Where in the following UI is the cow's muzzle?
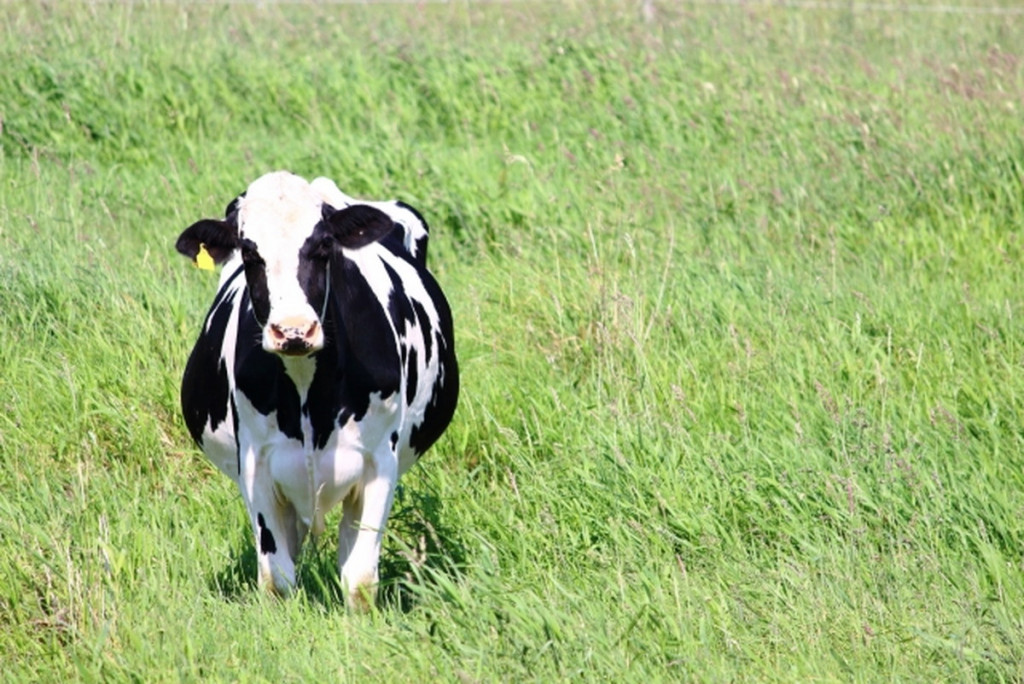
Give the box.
[265,317,323,356]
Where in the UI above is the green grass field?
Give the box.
[2,0,1023,680]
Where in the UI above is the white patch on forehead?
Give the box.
[238,171,323,247]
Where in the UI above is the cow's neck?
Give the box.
[280,355,318,397]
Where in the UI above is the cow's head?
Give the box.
[176,172,395,357]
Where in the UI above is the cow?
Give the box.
[175,171,458,610]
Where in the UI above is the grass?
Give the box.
[1,0,1024,680]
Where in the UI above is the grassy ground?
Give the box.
[1,0,1023,680]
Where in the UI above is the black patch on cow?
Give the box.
[257,513,277,555]
[240,239,270,326]
[234,292,304,442]
[412,299,434,362]
[304,352,338,451]
[319,255,403,433]
[378,225,411,262]
[379,233,423,269]
[382,260,416,340]
[390,431,399,451]
[297,236,330,320]
[414,235,429,263]
[405,345,418,405]
[180,276,239,445]
[408,270,459,456]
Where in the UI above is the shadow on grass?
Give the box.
[208,484,466,613]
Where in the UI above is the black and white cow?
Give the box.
[175,171,458,609]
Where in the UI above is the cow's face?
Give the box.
[176,172,395,357]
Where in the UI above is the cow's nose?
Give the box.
[267,318,322,355]
[269,319,319,342]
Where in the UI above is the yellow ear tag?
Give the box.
[195,243,215,271]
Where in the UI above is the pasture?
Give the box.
[1,0,1023,680]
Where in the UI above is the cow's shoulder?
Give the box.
[180,264,246,446]
[384,201,430,265]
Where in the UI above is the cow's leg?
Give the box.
[247,486,299,596]
[337,489,362,572]
[292,512,310,556]
[239,449,299,597]
[278,499,307,559]
[337,448,397,612]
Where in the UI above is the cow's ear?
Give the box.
[321,204,395,249]
[175,218,239,265]
[224,192,245,220]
